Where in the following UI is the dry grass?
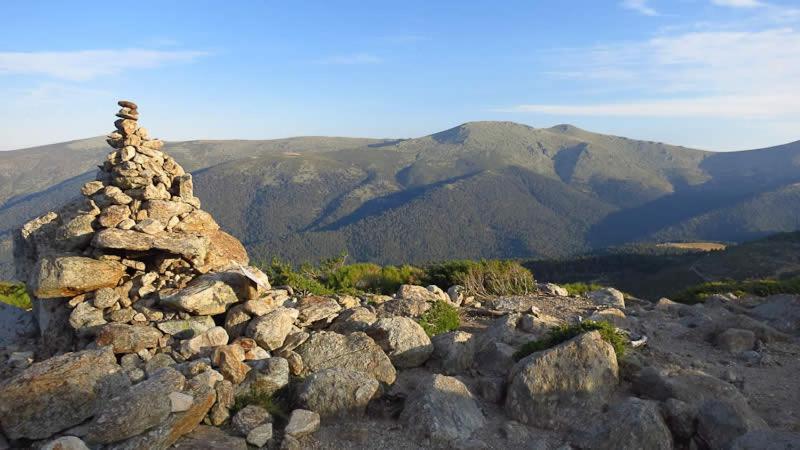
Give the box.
[657,242,727,251]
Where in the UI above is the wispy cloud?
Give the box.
[711,0,764,8]
[314,53,382,65]
[621,0,659,16]
[500,94,800,118]
[504,25,800,119]
[0,49,208,81]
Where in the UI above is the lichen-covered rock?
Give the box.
[0,347,129,440]
[92,229,209,264]
[578,397,673,450]
[328,307,377,334]
[105,380,215,450]
[295,331,396,384]
[428,330,476,375]
[160,273,241,316]
[367,317,433,368]
[284,409,320,438]
[246,308,299,350]
[85,368,186,444]
[96,323,163,354]
[173,425,247,450]
[399,374,486,446]
[587,287,626,309]
[31,256,126,299]
[505,331,619,430]
[296,296,342,326]
[296,368,380,418]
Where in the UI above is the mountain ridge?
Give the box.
[1,121,798,278]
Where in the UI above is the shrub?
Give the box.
[513,320,626,361]
[261,258,333,295]
[561,282,604,297]
[674,277,800,304]
[233,387,290,420]
[423,260,479,288]
[0,282,32,310]
[417,301,460,337]
[459,260,535,298]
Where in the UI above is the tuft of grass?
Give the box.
[561,282,604,297]
[417,301,461,337]
[513,320,626,361]
[674,277,800,304]
[458,260,536,298]
[0,282,32,310]
[233,387,290,420]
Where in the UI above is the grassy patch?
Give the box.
[561,282,604,297]
[513,320,626,361]
[674,277,800,304]
[0,282,31,310]
[417,301,461,337]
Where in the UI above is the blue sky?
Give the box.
[1,0,798,151]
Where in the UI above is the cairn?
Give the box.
[14,101,263,355]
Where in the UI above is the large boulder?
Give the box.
[587,287,626,309]
[367,317,433,368]
[30,256,127,299]
[295,331,396,384]
[85,368,186,444]
[729,430,800,450]
[578,397,673,450]
[505,331,619,430]
[399,374,486,446]
[427,330,476,375]
[296,368,381,418]
[0,347,130,440]
[105,380,215,449]
[696,400,769,450]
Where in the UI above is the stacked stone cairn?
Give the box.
[15,100,260,355]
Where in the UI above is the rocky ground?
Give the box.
[2,283,799,450]
[1,102,799,449]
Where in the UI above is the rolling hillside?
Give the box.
[1,121,799,278]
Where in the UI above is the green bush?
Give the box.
[0,282,32,310]
[459,260,536,298]
[561,282,604,297]
[423,260,479,289]
[674,277,800,304]
[262,258,333,295]
[513,320,626,361]
[233,387,290,420]
[417,301,461,337]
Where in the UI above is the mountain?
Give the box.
[1,121,799,278]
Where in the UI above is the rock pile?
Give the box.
[14,100,253,354]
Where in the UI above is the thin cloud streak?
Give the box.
[500,94,800,118]
[0,49,208,81]
[621,0,659,16]
[711,0,764,8]
[507,25,800,119]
